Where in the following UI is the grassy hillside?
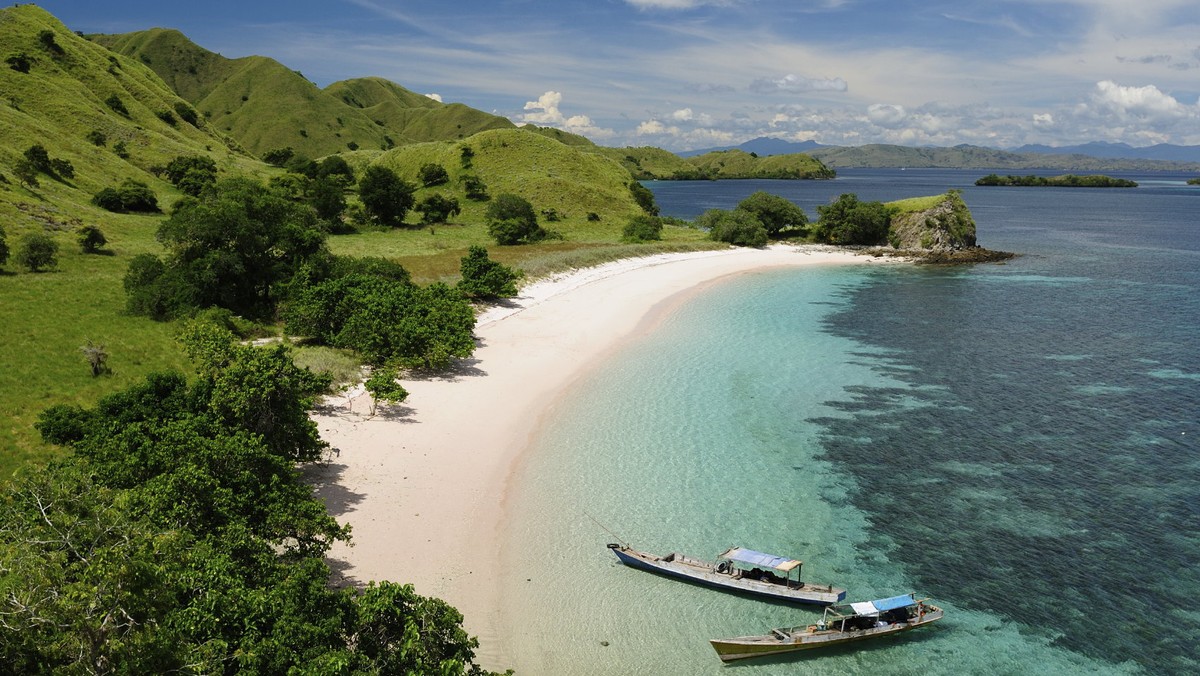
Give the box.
[592,146,698,179]
[0,4,271,474]
[91,29,522,159]
[685,149,835,179]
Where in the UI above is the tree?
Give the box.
[458,245,521,299]
[486,193,543,245]
[15,232,58,271]
[812,193,893,245]
[105,93,129,117]
[622,215,663,243]
[284,275,476,370]
[737,191,808,237]
[165,155,217,196]
[0,225,9,267]
[417,194,461,224]
[316,155,354,182]
[462,175,489,201]
[23,144,51,173]
[6,52,32,73]
[698,208,768,247]
[12,159,38,189]
[124,178,327,319]
[86,129,107,146]
[309,175,348,227]
[629,181,659,216]
[364,364,408,416]
[418,162,450,187]
[76,225,107,253]
[262,147,295,167]
[358,165,414,226]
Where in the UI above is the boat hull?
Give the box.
[710,608,944,662]
[608,545,845,605]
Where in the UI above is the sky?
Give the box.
[34,0,1200,151]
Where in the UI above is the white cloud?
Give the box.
[521,91,617,139]
[867,103,907,128]
[671,108,694,121]
[425,93,443,102]
[1033,112,1055,127]
[1090,80,1196,121]
[750,73,848,94]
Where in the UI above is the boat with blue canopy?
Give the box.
[709,592,944,662]
[606,543,845,605]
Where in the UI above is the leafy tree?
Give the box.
[458,245,521,299]
[173,101,199,126]
[23,144,51,173]
[105,93,129,117]
[419,162,450,187]
[622,215,663,243]
[629,181,659,216]
[125,178,327,319]
[309,175,348,228]
[6,52,32,73]
[113,140,129,158]
[462,174,489,201]
[316,154,354,182]
[15,232,58,271]
[460,145,474,168]
[698,208,768,247]
[12,159,38,188]
[50,158,74,180]
[76,225,107,253]
[364,364,408,416]
[486,193,543,245]
[812,193,893,245]
[0,225,9,267]
[736,191,808,237]
[417,193,462,224]
[93,180,158,213]
[155,109,177,126]
[263,147,295,167]
[86,129,107,146]
[285,275,476,370]
[165,154,217,196]
[358,165,414,226]
[37,30,64,56]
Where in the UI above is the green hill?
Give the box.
[808,143,1200,171]
[91,29,521,158]
[594,147,834,179]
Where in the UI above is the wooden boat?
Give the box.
[606,543,845,605]
[709,593,943,662]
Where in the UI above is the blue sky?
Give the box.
[37,0,1200,150]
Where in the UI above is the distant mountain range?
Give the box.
[682,137,1200,171]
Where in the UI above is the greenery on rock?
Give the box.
[975,173,1138,187]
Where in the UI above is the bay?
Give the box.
[496,169,1199,674]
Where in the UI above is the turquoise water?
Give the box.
[496,171,1199,674]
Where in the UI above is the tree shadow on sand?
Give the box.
[300,460,366,518]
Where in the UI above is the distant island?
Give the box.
[1188,177,1200,185]
[975,174,1138,188]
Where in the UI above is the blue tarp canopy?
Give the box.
[848,594,916,616]
[719,547,802,572]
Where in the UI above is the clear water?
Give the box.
[496,170,1200,674]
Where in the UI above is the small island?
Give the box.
[1188,177,1200,185]
[975,174,1137,187]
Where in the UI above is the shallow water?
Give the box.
[496,170,1199,674]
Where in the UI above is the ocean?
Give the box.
[495,169,1200,674]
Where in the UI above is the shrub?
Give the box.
[155,109,177,126]
[418,163,450,187]
[622,215,663,243]
[812,193,893,245]
[173,101,199,126]
[697,209,768,247]
[485,194,543,245]
[462,175,489,201]
[417,194,461,225]
[736,191,808,237]
[0,225,8,267]
[93,180,159,213]
[105,94,129,117]
[37,30,64,56]
[23,145,51,173]
[15,232,59,272]
[458,245,521,299]
[86,130,107,146]
[6,53,32,73]
[263,147,295,167]
[50,158,74,180]
[165,155,217,196]
[76,226,107,254]
[113,141,129,159]
[629,181,659,216]
[358,166,414,227]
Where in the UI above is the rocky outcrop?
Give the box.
[888,191,977,250]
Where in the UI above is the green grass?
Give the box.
[887,194,947,213]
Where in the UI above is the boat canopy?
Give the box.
[719,548,802,573]
[847,594,916,617]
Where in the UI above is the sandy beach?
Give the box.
[308,244,885,663]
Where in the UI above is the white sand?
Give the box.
[308,245,887,660]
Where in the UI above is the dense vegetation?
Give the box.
[975,173,1138,187]
[1,323,499,673]
[601,146,835,180]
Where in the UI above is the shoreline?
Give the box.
[307,244,892,666]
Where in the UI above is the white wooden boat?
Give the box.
[607,543,845,605]
[709,593,943,662]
